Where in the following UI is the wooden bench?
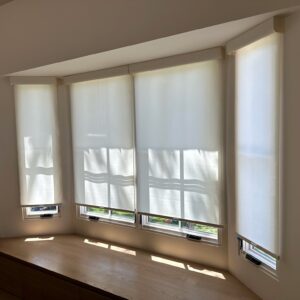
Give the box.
[0,235,259,300]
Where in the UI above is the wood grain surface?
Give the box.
[0,235,260,300]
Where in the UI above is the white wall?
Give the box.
[227,11,300,300]
[0,0,299,293]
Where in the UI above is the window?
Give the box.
[142,215,219,243]
[13,82,63,211]
[79,205,135,224]
[135,59,224,228]
[239,239,277,271]
[10,17,284,257]
[68,49,225,238]
[23,205,60,219]
[70,76,135,215]
[235,33,282,259]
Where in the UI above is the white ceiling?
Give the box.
[0,0,12,6]
[9,10,284,77]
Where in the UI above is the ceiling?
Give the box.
[9,9,289,77]
[0,0,12,6]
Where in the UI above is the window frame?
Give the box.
[12,19,284,264]
[140,214,221,245]
[77,205,221,245]
[233,33,282,262]
[70,51,226,244]
[77,205,136,227]
[239,238,278,273]
[13,82,63,211]
[22,205,61,219]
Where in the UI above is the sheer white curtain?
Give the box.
[236,33,281,255]
[135,60,224,225]
[14,84,62,206]
[70,75,135,211]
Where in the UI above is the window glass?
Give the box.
[143,215,218,241]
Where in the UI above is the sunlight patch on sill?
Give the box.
[84,238,109,248]
[110,245,136,256]
[150,255,226,279]
[82,238,225,279]
[25,237,54,242]
[83,238,136,256]
[151,255,185,269]
[187,265,226,280]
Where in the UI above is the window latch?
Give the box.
[88,216,99,221]
[245,253,262,266]
[40,214,54,219]
[186,234,202,242]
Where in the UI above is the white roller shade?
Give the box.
[71,75,135,211]
[135,60,224,225]
[236,34,281,256]
[14,84,62,206]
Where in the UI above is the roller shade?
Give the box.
[14,84,62,206]
[135,60,224,225]
[236,33,281,256]
[70,75,135,211]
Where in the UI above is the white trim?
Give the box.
[278,33,284,259]
[226,16,284,55]
[241,239,277,271]
[22,205,60,220]
[129,47,224,74]
[141,215,220,244]
[9,76,57,85]
[237,234,280,260]
[12,48,224,85]
[63,65,129,84]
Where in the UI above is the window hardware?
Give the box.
[40,214,54,219]
[186,234,202,242]
[88,215,100,221]
[245,253,262,266]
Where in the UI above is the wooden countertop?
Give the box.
[0,235,259,300]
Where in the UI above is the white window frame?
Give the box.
[12,77,63,218]
[66,46,225,244]
[141,214,221,245]
[227,17,283,266]
[78,205,136,226]
[22,205,60,219]
[239,238,278,272]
